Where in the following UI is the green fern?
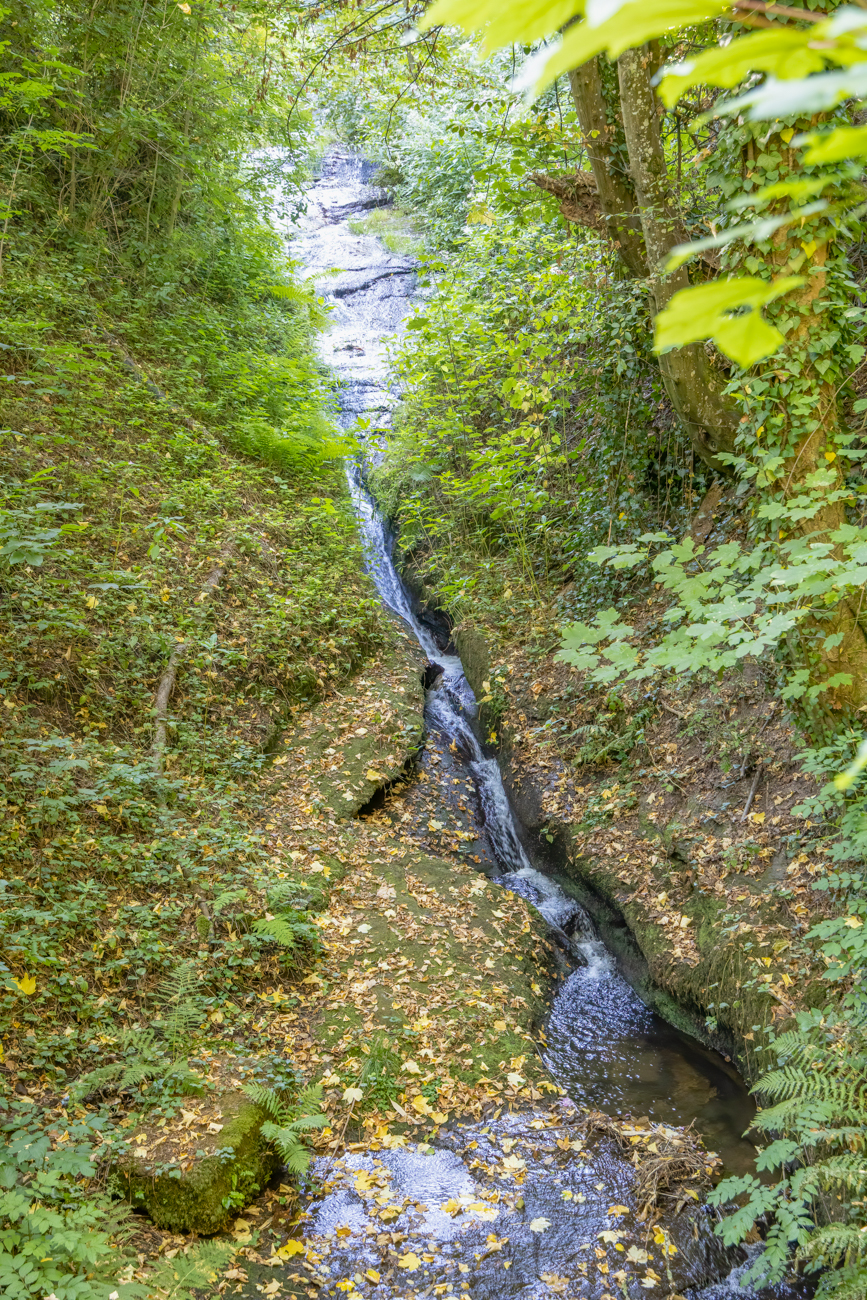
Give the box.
[252,908,320,959]
[143,1241,235,1299]
[709,1006,867,1295]
[71,963,203,1101]
[244,1082,327,1176]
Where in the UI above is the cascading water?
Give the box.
[290,149,757,1172]
[278,150,797,1298]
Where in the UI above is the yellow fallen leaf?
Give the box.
[398,1252,421,1271]
[342,1087,363,1103]
[412,1094,432,1115]
[493,1020,507,1031]
[366,770,383,782]
[13,976,36,996]
[365,1270,380,1283]
[276,1241,305,1259]
[402,1059,421,1074]
[608,1205,630,1216]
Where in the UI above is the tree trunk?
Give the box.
[567,61,648,278]
[616,46,741,469]
[769,230,867,710]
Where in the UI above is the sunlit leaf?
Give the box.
[654,276,804,367]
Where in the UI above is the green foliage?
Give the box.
[0,1103,137,1300]
[655,276,805,368]
[376,211,693,626]
[70,963,205,1104]
[0,473,83,567]
[243,1082,327,1176]
[555,520,867,698]
[710,1006,867,1295]
[142,1242,236,1300]
[251,910,321,963]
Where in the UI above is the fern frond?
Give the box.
[145,1240,236,1299]
[119,1060,161,1088]
[815,1262,867,1300]
[243,1083,286,1121]
[71,1062,124,1098]
[260,1121,313,1170]
[801,1223,867,1268]
[212,887,248,915]
[252,915,318,950]
[295,1082,325,1115]
[287,1112,328,1132]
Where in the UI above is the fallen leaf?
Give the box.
[276,1241,305,1259]
[398,1252,421,1271]
[529,1217,551,1233]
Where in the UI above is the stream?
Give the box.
[284,151,782,1300]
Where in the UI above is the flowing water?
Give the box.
[281,151,785,1298]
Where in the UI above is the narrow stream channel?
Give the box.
[283,150,781,1299]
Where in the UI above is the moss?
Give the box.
[276,619,426,817]
[312,844,556,1112]
[115,1093,277,1234]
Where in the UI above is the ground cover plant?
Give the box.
[7,0,867,1294]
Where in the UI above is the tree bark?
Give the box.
[769,231,867,710]
[616,45,741,470]
[567,61,648,278]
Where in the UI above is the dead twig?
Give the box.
[586,1112,721,1218]
[740,764,763,823]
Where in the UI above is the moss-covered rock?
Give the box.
[310,841,557,1117]
[276,619,426,817]
[115,1092,277,1235]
